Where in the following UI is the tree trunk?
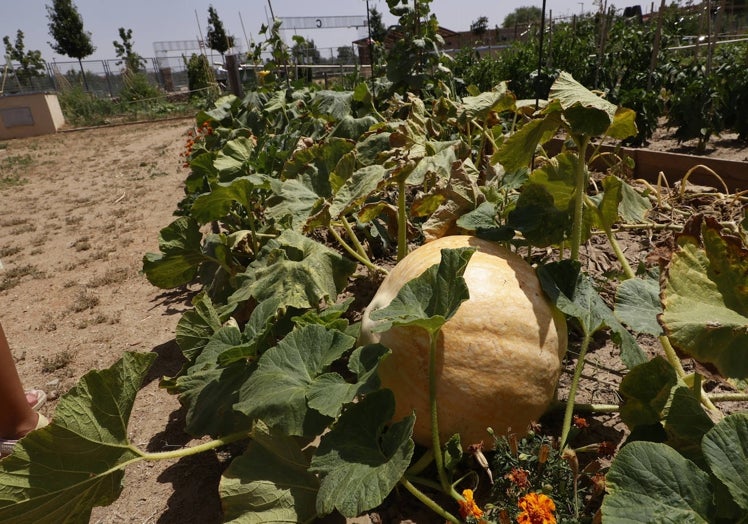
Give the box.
[77,59,90,92]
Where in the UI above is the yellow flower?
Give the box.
[517,492,556,524]
[458,489,484,520]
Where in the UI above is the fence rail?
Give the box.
[1,45,367,98]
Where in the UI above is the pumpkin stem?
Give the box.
[560,332,592,448]
[428,328,463,503]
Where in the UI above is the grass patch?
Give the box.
[40,350,74,373]
[0,173,28,189]
[10,223,36,235]
[0,245,22,258]
[88,267,129,287]
[70,289,99,312]
[0,264,44,291]
[72,237,91,251]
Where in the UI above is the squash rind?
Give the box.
[360,235,568,447]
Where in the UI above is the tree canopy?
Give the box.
[113,27,145,73]
[502,6,542,28]
[471,16,489,35]
[3,30,46,87]
[46,0,95,60]
[369,7,388,42]
[206,5,234,58]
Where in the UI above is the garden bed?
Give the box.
[0,109,746,522]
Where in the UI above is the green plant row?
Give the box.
[453,9,748,149]
[1,70,747,523]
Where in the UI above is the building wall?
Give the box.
[0,93,65,140]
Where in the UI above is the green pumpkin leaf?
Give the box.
[214,136,255,180]
[329,164,386,219]
[307,344,389,419]
[508,183,571,247]
[310,389,415,518]
[142,217,204,289]
[703,413,748,511]
[191,175,270,225]
[174,292,224,361]
[229,230,357,314]
[660,217,748,378]
[538,261,647,368]
[619,178,652,224]
[615,276,664,335]
[0,353,155,523]
[369,247,475,337]
[606,107,639,140]
[494,113,562,172]
[619,357,678,428]
[549,72,617,137]
[234,325,357,436]
[602,441,713,523]
[312,90,353,120]
[220,421,319,523]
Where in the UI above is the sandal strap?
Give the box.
[0,438,19,457]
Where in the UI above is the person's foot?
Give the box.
[0,413,49,457]
[24,389,46,411]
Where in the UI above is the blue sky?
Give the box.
[2,0,607,63]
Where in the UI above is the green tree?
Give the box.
[206,5,235,60]
[336,45,356,65]
[384,0,451,95]
[502,6,542,28]
[291,36,320,65]
[46,0,95,90]
[470,16,489,35]
[2,30,46,88]
[113,27,145,73]
[369,6,388,42]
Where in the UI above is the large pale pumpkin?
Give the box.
[359,235,567,447]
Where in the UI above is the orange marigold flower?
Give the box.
[505,467,531,489]
[458,489,484,520]
[517,492,556,524]
[572,414,589,429]
[598,440,616,457]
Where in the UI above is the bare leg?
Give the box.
[0,323,38,439]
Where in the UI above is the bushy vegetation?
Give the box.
[453,6,748,148]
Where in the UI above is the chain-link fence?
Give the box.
[1,57,191,98]
[1,44,365,99]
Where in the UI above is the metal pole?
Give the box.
[536,0,548,110]
[239,11,251,54]
[365,0,374,74]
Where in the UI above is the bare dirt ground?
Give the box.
[0,118,746,523]
[0,118,225,523]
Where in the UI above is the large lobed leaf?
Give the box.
[228,230,357,314]
[602,441,713,523]
[538,260,647,369]
[234,324,356,437]
[220,422,319,523]
[369,247,475,337]
[660,216,748,378]
[142,217,204,289]
[310,389,415,518]
[0,352,155,523]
